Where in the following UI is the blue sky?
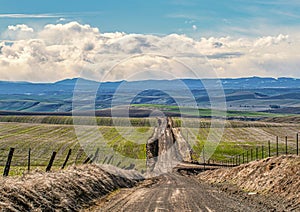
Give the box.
[0,0,299,36]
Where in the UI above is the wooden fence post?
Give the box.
[107,155,114,164]
[276,136,279,157]
[242,153,245,164]
[285,136,288,155]
[46,152,57,172]
[250,149,253,161]
[28,148,31,173]
[3,148,15,177]
[83,155,93,164]
[262,145,264,159]
[256,147,259,160]
[268,140,271,157]
[202,146,206,168]
[297,133,299,156]
[91,148,100,163]
[61,149,72,169]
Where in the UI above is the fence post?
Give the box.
[103,156,108,164]
[83,155,93,164]
[256,147,259,160]
[262,145,264,159]
[246,151,248,163]
[276,136,279,157]
[46,152,57,172]
[61,149,72,169]
[250,149,253,161]
[3,148,15,177]
[285,136,288,155]
[242,153,245,164]
[297,133,299,156]
[268,140,271,157]
[202,146,205,163]
[28,148,31,173]
[91,148,100,163]
[238,155,241,165]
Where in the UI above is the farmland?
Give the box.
[0,117,155,175]
[0,115,299,175]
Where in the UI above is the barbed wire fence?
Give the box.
[1,132,299,176]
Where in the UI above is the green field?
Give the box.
[0,118,155,175]
[0,115,299,175]
[132,104,292,118]
[183,126,299,160]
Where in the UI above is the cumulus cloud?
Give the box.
[0,21,299,82]
[8,24,34,32]
[3,24,35,40]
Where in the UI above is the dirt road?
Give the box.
[84,117,279,211]
[86,173,269,212]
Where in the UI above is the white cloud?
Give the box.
[8,24,34,32]
[0,22,299,82]
[254,34,289,47]
[0,13,60,18]
[3,24,35,40]
[57,18,67,22]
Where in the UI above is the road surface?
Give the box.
[85,117,276,211]
[86,173,268,212]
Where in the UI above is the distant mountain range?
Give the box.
[0,77,300,113]
[1,77,300,95]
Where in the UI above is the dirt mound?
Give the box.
[198,155,300,210]
[0,165,143,211]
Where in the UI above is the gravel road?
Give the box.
[84,117,282,211]
[86,173,272,212]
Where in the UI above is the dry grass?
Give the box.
[263,116,300,123]
[198,155,300,210]
[0,164,143,211]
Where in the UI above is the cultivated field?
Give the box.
[0,117,155,175]
[0,115,299,175]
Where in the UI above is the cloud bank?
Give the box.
[0,22,299,82]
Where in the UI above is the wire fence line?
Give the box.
[216,133,299,168]
[0,146,137,177]
[1,132,299,176]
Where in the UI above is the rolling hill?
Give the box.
[0,77,300,115]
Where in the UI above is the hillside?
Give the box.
[1,77,300,114]
[198,155,300,210]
